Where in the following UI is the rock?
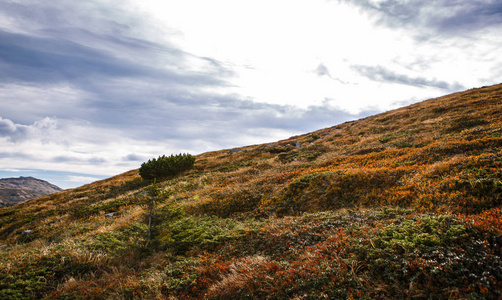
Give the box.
[0,244,7,249]
[228,148,242,154]
[105,212,115,218]
[22,230,32,235]
[290,141,301,148]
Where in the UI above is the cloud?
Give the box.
[0,116,70,144]
[123,154,145,162]
[51,156,106,164]
[0,28,226,87]
[0,0,232,119]
[0,116,29,141]
[341,0,502,37]
[67,175,103,183]
[352,65,465,91]
[0,117,18,134]
[315,63,331,77]
[0,168,21,172]
[5,87,357,148]
[312,63,349,85]
[0,0,240,149]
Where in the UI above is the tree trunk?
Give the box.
[148,197,153,242]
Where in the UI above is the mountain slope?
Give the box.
[0,84,501,299]
[0,176,62,207]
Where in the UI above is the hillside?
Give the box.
[0,84,501,299]
[0,177,62,207]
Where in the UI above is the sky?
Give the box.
[0,0,501,189]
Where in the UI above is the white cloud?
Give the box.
[67,175,103,183]
[130,0,500,113]
[0,168,21,172]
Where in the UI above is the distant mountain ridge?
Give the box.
[0,176,62,206]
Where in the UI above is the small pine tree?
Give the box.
[139,153,195,181]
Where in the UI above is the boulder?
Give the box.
[290,141,301,148]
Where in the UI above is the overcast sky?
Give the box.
[1,0,501,189]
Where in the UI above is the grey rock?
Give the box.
[228,148,242,154]
[290,141,301,148]
[105,212,115,218]
[22,230,32,235]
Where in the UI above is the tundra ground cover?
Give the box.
[0,84,501,299]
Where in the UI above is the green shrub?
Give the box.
[151,203,256,253]
[378,131,410,143]
[446,118,488,133]
[193,188,263,218]
[272,169,405,215]
[277,144,329,163]
[348,214,502,297]
[140,153,195,181]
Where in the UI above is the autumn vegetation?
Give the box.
[0,84,501,299]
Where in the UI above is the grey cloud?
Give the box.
[426,1,502,33]
[0,117,17,134]
[313,63,349,84]
[0,0,141,38]
[52,156,106,164]
[51,156,75,163]
[340,0,502,37]
[88,157,107,164]
[0,117,68,144]
[2,94,365,151]
[0,151,34,160]
[352,65,465,91]
[0,29,224,87]
[3,0,349,146]
[123,154,144,162]
[0,0,230,89]
[0,117,28,140]
[0,0,235,134]
[140,95,369,145]
[0,0,373,154]
[315,64,331,77]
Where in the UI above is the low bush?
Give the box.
[446,118,488,133]
[378,131,410,143]
[270,169,406,215]
[150,203,259,253]
[191,188,264,218]
[0,249,99,299]
[139,154,195,181]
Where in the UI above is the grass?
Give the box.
[0,83,501,299]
